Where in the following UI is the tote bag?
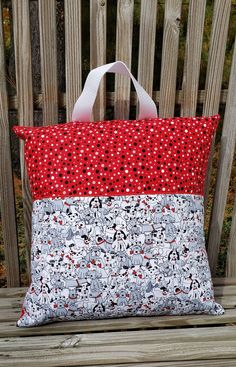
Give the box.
[13,61,224,327]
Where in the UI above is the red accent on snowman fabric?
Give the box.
[13,115,220,200]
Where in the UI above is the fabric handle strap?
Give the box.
[72,61,158,122]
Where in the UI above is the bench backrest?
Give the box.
[0,0,235,287]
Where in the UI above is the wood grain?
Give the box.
[90,0,107,121]
[1,326,236,350]
[203,0,231,205]
[0,327,236,366]
[114,0,134,119]
[12,0,34,272]
[0,1,20,287]
[181,0,206,116]
[212,278,236,286]
[227,195,236,277]
[38,0,58,124]
[214,285,236,297]
[138,0,157,103]
[207,38,236,276]
[83,361,236,367]
[1,307,236,337]
[6,89,230,110]
[159,0,182,117]
[64,0,82,121]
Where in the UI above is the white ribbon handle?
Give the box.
[72,61,158,122]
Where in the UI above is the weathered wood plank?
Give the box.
[208,38,236,276]
[114,0,134,119]
[159,0,182,117]
[0,288,27,298]
[227,195,236,278]
[181,0,206,116]
[2,326,236,350]
[214,286,236,297]
[1,308,236,337]
[203,0,231,204]
[12,0,34,271]
[38,0,58,124]
[90,0,107,121]
[2,343,236,367]
[138,0,157,99]
[203,0,231,116]
[0,327,236,366]
[64,0,82,121]
[0,310,20,323]
[7,89,230,110]
[0,1,20,287]
[83,361,236,367]
[213,278,236,286]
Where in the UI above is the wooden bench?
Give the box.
[0,1,236,366]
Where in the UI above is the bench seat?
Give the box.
[0,278,236,367]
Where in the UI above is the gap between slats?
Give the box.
[0,0,20,287]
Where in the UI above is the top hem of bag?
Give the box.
[12,114,221,139]
[32,191,205,202]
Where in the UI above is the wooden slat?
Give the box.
[214,286,236,297]
[213,278,236,286]
[12,0,34,271]
[203,0,231,116]
[227,195,236,277]
[208,38,236,276]
[7,89,230,110]
[181,0,206,116]
[159,0,182,117]
[90,0,107,121]
[1,308,236,338]
[1,326,236,350]
[38,0,58,124]
[0,326,236,366]
[84,361,236,367]
[0,288,27,298]
[203,0,231,204]
[0,310,20,323]
[0,1,20,287]
[138,0,157,98]
[64,0,82,122]
[114,0,134,119]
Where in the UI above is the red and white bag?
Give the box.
[14,61,224,327]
